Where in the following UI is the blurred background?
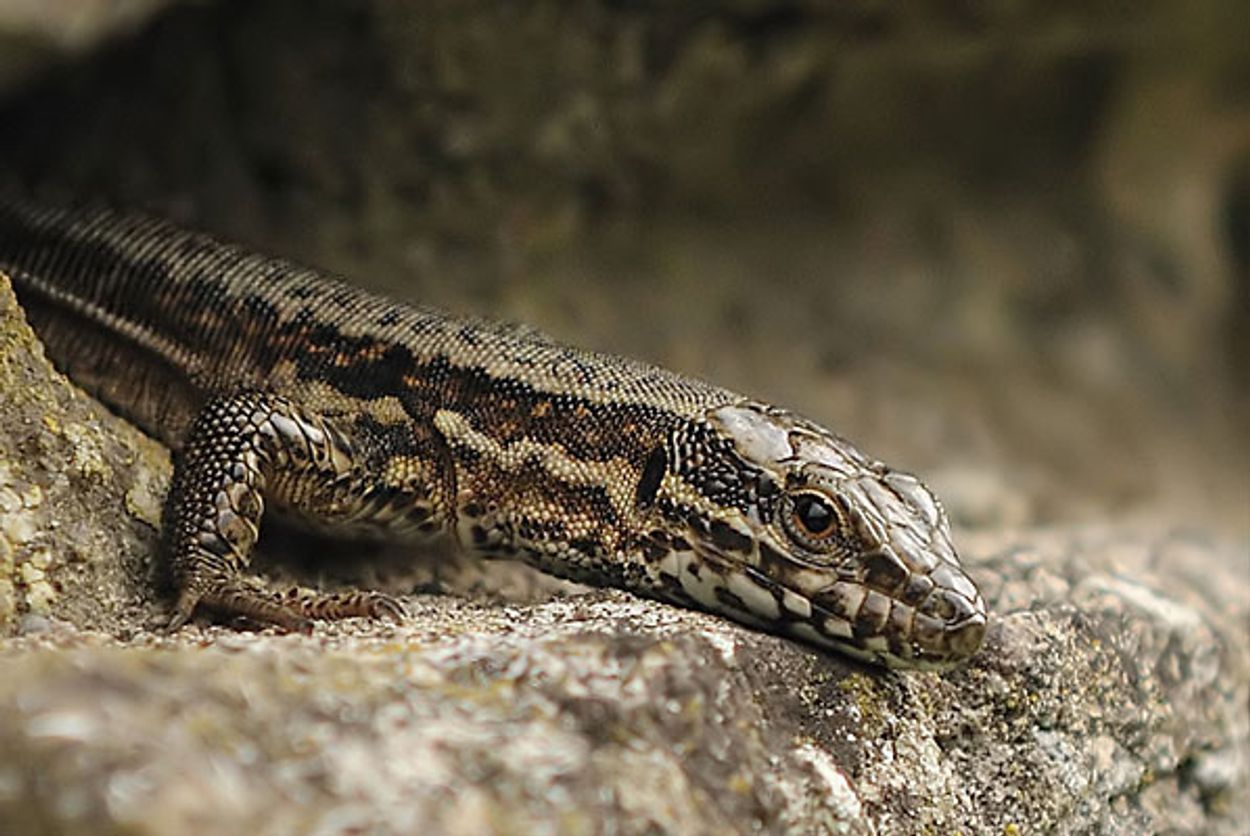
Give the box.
[0,0,1246,538]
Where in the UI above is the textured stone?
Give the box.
[0,273,167,635]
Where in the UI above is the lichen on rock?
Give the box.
[0,272,167,634]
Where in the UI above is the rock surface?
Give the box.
[0,0,173,93]
[0,272,1247,834]
[0,273,167,635]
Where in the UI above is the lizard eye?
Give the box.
[782,490,845,551]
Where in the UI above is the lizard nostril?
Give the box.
[920,589,957,621]
[950,588,984,623]
[920,582,986,623]
[919,584,988,659]
[946,610,987,658]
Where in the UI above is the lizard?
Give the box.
[0,199,987,670]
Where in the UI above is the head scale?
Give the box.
[639,400,987,670]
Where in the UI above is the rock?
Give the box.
[0,0,176,94]
[0,270,1246,834]
[0,272,168,634]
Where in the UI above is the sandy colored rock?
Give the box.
[0,272,168,635]
[0,525,1245,834]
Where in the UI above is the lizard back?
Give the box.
[0,199,733,452]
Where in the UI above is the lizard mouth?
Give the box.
[718,557,986,669]
[653,538,986,669]
[801,565,987,668]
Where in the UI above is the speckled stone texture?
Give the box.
[0,269,1247,834]
[0,273,167,635]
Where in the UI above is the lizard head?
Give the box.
[638,400,986,670]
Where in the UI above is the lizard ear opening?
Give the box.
[635,445,667,509]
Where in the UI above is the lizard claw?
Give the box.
[283,587,407,624]
[368,592,408,621]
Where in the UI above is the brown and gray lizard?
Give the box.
[0,200,986,669]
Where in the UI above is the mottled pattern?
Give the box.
[0,199,986,668]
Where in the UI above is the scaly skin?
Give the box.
[0,199,986,669]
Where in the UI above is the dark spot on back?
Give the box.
[569,537,601,557]
[642,539,668,561]
[635,446,667,509]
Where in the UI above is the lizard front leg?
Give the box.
[165,390,407,631]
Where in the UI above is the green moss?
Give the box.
[836,672,889,738]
